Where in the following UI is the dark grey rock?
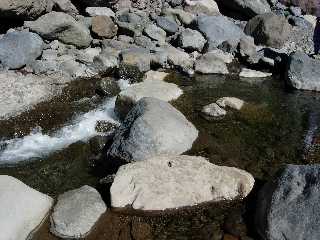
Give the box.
[0,31,43,69]
[96,77,121,97]
[256,164,320,240]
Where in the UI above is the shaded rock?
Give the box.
[0,175,53,240]
[50,185,106,239]
[185,0,220,16]
[0,0,48,20]
[115,78,183,119]
[86,7,115,18]
[255,164,320,240]
[215,0,270,19]
[110,155,255,210]
[285,51,320,91]
[207,49,234,63]
[144,23,166,43]
[92,15,118,38]
[108,97,198,162]
[201,103,226,120]
[179,28,206,52]
[244,13,291,48]
[238,35,259,64]
[96,77,121,97]
[239,68,272,78]
[164,8,196,26]
[95,120,119,134]
[197,15,244,49]
[216,97,244,110]
[25,11,92,48]
[51,0,79,16]
[195,52,229,74]
[0,31,43,69]
[93,47,119,73]
[156,16,179,34]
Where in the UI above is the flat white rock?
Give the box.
[143,70,169,82]
[239,68,272,78]
[110,155,255,210]
[216,97,244,110]
[0,175,53,240]
[85,7,115,18]
[50,185,106,239]
[201,103,226,119]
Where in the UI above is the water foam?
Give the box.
[0,97,119,165]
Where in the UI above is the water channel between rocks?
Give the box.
[1,72,320,239]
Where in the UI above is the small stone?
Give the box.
[201,103,226,120]
[86,7,115,18]
[92,16,118,38]
[239,68,272,78]
[216,97,244,110]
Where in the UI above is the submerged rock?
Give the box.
[0,175,53,240]
[110,155,255,210]
[108,97,198,162]
[256,164,320,240]
[25,12,92,48]
[286,51,320,91]
[50,185,106,239]
[0,31,43,69]
[216,97,244,110]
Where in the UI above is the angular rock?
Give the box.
[0,31,43,69]
[185,0,220,16]
[110,155,255,210]
[215,0,270,19]
[0,0,48,20]
[86,7,115,18]
[216,97,244,110]
[201,103,226,120]
[206,49,234,63]
[238,35,259,63]
[156,16,179,34]
[195,52,229,74]
[179,28,206,52]
[115,78,183,119]
[50,185,106,239]
[25,12,92,48]
[162,45,194,72]
[0,175,53,240]
[108,97,198,162]
[285,51,320,91]
[144,23,166,43]
[255,164,320,240]
[164,8,196,26]
[93,47,119,73]
[197,15,244,49]
[51,0,79,16]
[92,16,118,38]
[244,13,291,48]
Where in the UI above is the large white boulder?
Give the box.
[110,155,255,210]
[50,185,106,239]
[0,175,53,240]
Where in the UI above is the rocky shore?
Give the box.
[0,0,320,239]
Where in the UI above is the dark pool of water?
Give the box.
[1,72,320,239]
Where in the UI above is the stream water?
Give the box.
[1,72,320,239]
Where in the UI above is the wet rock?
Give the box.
[195,52,229,74]
[184,0,220,16]
[244,13,291,48]
[91,16,118,39]
[239,68,272,78]
[0,175,53,240]
[179,28,206,52]
[285,51,320,91]
[0,31,43,69]
[215,0,270,19]
[25,12,92,48]
[86,7,115,18]
[115,77,183,119]
[0,0,48,20]
[50,185,106,239]
[108,97,198,162]
[255,164,320,240]
[96,77,121,97]
[197,15,244,49]
[144,23,167,44]
[216,97,244,110]
[201,103,227,120]
[224,209,247,238]
[156,16,179,34]
[89,136,109,155]
[110,155,254,210]
[95,120,119,134]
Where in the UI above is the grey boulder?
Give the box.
[285,51,320,91]
[179,28,207,52]
[110,155,255,210]
[255,164,320,240]
[50,185,106,239]
[195,52,229,74]
[197,15,244,49]
[25,11,92,48]
[156,16,179,35]
[108,97,198,162]
[0,31,43,69]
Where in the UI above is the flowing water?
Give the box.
[1,72,320,239]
